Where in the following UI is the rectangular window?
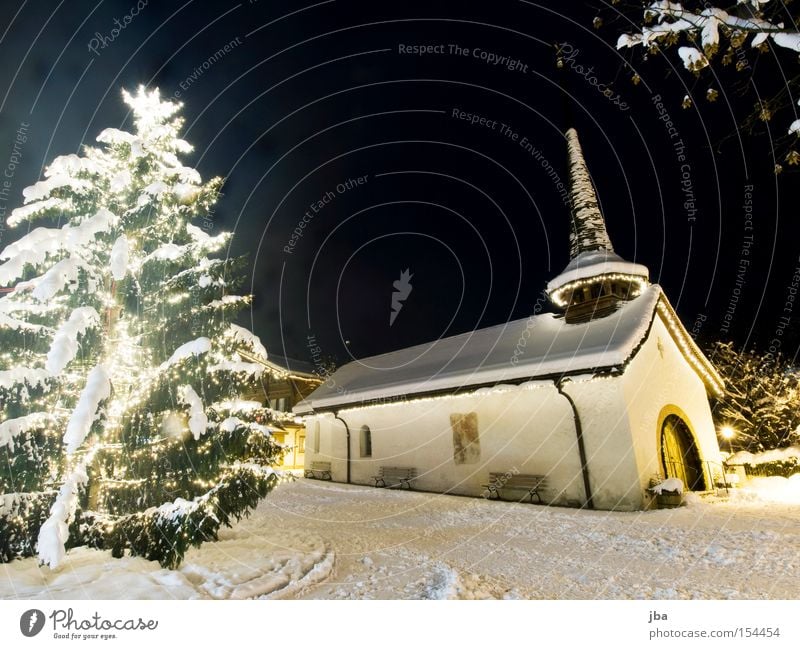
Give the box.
[313,421,320,453]
[360,425,372,457]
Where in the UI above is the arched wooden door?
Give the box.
[660,414,705,491]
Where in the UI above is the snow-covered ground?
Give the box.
[2,478,799,599]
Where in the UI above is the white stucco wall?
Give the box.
[620,312,723,498]
[301,310,722,512]
[559,376,644,511]
[303,382,589,507]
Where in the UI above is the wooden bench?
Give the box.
[372,466,417,489]
[304,461,332,480]
[483,472,546,503]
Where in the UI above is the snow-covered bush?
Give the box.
[707,341,800,452]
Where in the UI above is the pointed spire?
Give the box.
[566,128,614,259]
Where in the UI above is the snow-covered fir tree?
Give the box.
[708,341,800,452]
[0,87,285,569]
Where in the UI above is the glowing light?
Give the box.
[549,272,649,307]
[720,426,735,440]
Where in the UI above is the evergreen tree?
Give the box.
[707,341,800,452]
[0,87,284,569]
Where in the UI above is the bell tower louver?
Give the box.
[547,129,649,323]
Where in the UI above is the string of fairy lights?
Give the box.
[548,272,650,307]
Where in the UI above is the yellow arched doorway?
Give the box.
[659,411,706,491]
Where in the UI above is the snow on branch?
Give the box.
[46,307,100,374]
[186,224,229,253]
[160,337,212,370]
[37,448,97,569]
[63,364,110,454]
[142,243,186,264]
[0,210,117,286]
[7,198,66,228]
[0,367,51,391]
[617,2,796,64]
[177,384,208,440]
[46,153,99,178]
[0,312,51,333]
[164,257,227,290]
[110,235,129,281]
[0,412,53,452]
[15,257,91,302]
[206,358,264,379]
[139,229,228,270]
[678,46,709,71]
[206,295,250,310]
[22,174,91,204]
[226,324,268,359]
[217,416,272,437]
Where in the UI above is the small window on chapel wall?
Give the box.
[313,421,320,453]
[360,425,372,457]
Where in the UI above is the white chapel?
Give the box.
[295,128,725,511]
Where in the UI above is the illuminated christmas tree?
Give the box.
[0,87,283,569]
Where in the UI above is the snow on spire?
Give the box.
[566,128,614,259]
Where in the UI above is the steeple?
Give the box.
[566,128,614,259]
[546,128,650,323]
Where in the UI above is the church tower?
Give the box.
[547,129,650,323]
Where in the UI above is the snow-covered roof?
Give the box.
[236,348,321,381]
[295,286,663,413]
[547,249,650,294]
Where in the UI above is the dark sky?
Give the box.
[0,1,798,369]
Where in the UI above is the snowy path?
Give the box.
[2,478,799,599]
[1,509,334,600]
[273,480,800,599]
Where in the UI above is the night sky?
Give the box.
[1,1,798,370]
